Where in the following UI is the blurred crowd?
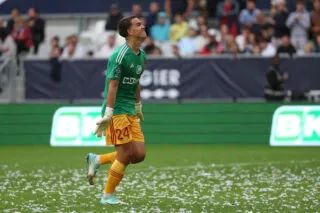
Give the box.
[1,0,320,60]
[137,0,320,57]
[0,7,45,58]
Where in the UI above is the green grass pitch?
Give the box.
[0,145,319,213]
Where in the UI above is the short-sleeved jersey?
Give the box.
[101,43,146,116]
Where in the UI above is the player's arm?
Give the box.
[107,79,119,108]
[135,84,141,103]
[94,58,121,137]
[135,84,144,122]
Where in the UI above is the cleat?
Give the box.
[100,195,120,205]
[86,153,100,185]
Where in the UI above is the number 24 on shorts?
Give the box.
[116,127,130,140]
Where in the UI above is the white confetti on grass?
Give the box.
[0,160,319,212]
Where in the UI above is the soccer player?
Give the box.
[86,15,147,205]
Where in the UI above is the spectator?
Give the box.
[297,42,314,55]
[172,44,181,58]
[146,2,160,35]
[150,12,170,42]
[28,7,46,55]
[61,35,85,58]
[286,0,310,51]
[62,42,77,59]
[189,15,207,32]
[105,4,123,31]
[178,27,198,56]
[270,2,277,17]
[219,24,231,49]
[259,38,276,57]
[195,25,210,53]
[264,55,289,102]
[0,27,17,57]
[0,19,3,28]
[196,15,207,28]
[11,17,33,55]
[261,25,273,43]
[252,44,261,55]
[165,0,195,19]
[170,14,189,41]
[239,0,260,26]
[132,4,143,17]
[224,35,237,54]
[200,29,224,55]
[236,24,250,52]
[277,35,297,56]
[313,34,320,52]
[272,0,290,43]
[243,32,257,54]
[49,36,61,57]
[311,0,320,40]
[152,47,162,55]
[143,36,157,54]
[6,8,20,34]
[95,35,117,58]
[250,11,272,37]
[217,0,239,37]
[195,0,208,17]
[49,37,62,82]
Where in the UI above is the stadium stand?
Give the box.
[0,0,319,102]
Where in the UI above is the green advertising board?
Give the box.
[50,107,106,146]
[270,106,320,146]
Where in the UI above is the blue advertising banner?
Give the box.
[24,57,320,100]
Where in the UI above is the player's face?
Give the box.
[129,18,147,40]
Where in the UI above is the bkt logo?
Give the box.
[270,106,320,146]
[50,107,106,147]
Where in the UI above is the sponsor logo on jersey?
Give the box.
[136,65,143,74]
[123,77,139,85]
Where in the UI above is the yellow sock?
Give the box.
[105,160,126,194]
[100,152,117,164]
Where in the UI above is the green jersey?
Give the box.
[101,43,146,116]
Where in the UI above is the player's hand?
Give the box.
[135,102,144,122]
[94,107,113,138]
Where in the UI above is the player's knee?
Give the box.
[131,150,146,164]
[117,151,132,165]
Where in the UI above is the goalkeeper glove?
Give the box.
[135,102,144,122]
[94,107,113,138]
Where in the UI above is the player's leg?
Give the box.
[86,151,117,185]
[87,117,121,185]
[101,143,131,204]
[129,115,146,164]
[100,114,133,204]
[130,141,146,164]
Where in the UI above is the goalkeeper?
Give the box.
[86,15,147,205]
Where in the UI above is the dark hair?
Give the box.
[52,36,60,42]
[29,7,38,14]
[258,38,267,43]
[11,8,20,13]
[247,0,255,3]
[118,15,139,38]
[296,0,304,4]
[241,24,249,31]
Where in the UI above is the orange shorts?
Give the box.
[106,114,145,146]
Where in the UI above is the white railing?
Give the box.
[0,56,18,102]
